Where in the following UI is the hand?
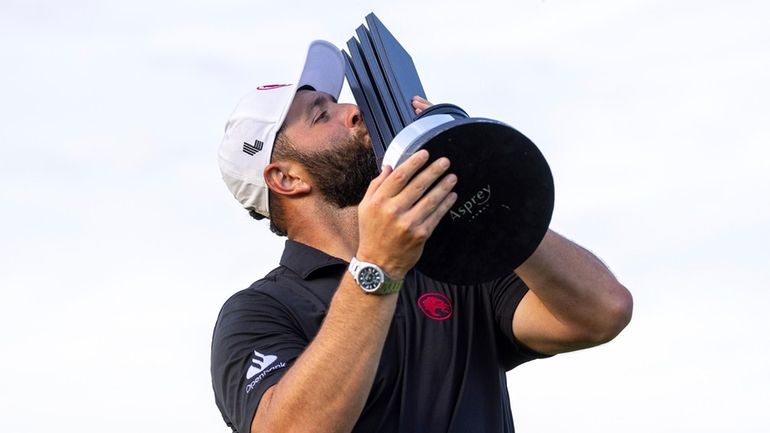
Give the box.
[412,95,433,115]
[356,150,457,279]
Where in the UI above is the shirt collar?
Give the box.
[279,239,348,280]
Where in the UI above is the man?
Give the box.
[212,40,633,433]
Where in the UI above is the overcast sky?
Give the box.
[1,1,768,432]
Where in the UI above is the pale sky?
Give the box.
[1,1,768,432]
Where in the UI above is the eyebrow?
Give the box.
[303,92,338,126]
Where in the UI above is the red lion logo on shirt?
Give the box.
[418,293,453,321]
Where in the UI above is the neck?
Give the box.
[287,202,360,262]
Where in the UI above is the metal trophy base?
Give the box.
[383,104,554,285]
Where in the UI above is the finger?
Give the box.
[412,95,433,114]
[412,95,431,106]
[419,189,458,236]
[394,156,452,209]
[407,172,458,225]
[376,149,430,198]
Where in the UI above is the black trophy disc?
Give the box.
[410,117,554,284]
[345,13,554,285]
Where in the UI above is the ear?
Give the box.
[264,161,312,197]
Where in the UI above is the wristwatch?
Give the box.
[348,257,403,295]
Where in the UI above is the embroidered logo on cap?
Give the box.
[243,139,264,155]
[417,293,453,321]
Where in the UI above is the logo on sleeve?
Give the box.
[417,293,453,321]
[246,350,277,379]
[244,350,287,394]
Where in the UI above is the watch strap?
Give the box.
[348,257,403,295]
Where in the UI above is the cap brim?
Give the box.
[298,40,345,100]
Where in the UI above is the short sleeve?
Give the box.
[488,273,552,370]
[210,286,309,433]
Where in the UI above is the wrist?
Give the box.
[353,249,406,280]
[348,256,404,295]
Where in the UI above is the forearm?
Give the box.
[253,150,455,433]
[515,230,633,346]
[255,275,397,433]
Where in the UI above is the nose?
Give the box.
[339,103,362,129]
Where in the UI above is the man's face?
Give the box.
[281,89,379,209]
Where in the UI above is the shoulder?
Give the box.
[213,265,332,344]
[213,267,297,333]
[218,268,288,311]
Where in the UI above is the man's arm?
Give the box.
[412,95,632,354]
[413,95,632,354]
[252,274,396,433]
[512,230,633,354]
[252,150,458,433]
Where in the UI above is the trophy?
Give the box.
[344,13,554,285]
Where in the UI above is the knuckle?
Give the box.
[412,181,428,195]
[391,170,408,184]
[428,166,446,179]
[425,191,443,207]
[395,218,413,234]
[383,204,400,219]
[413,226,430,242]
[366,195,382,209]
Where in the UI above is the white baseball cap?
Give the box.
[218,40,345,218]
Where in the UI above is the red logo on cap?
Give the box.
[257,84,292,90]
[417,293,453,321]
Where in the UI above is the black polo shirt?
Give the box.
[211,240,549,433]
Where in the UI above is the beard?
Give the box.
[294,130,379,209]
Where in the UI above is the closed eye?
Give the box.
[304,93,335,126]
[314,111,329,124]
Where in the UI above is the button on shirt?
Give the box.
[211,240,549,433]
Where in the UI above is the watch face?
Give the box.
[357,266,384,292]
